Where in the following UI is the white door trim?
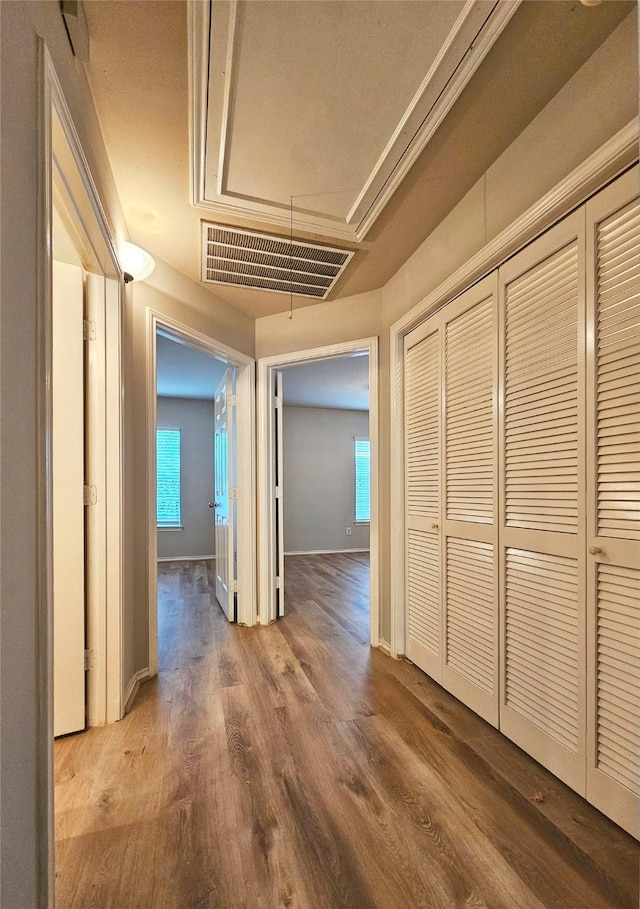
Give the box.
[257,337,379,645]
[389,120,638,659]
[146,312,256,677]
[39,41,125,907]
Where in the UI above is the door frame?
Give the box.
[146,311,256,676]
[39,43,125,904]
[257,337,379,644]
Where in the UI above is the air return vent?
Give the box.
[201,224,354,299]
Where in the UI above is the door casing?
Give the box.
[257,337,379,642]
[146,312,257,677]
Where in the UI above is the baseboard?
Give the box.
[157,555,215,563]
[123,668,150,715]
[284,548,370,556]
[377,639,391,656]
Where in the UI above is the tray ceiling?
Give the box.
[191,0,521,243]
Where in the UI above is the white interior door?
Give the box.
[585,171,640,838]
[52,260,86,737]
[214,368,235,620]
[274,371,285,616]
[498,211,586,793]
[404,313,443,683]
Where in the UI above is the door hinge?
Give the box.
[83,484,97,506]
[275,485,281,498]
[230,579,238,593]
[83,319,96,341]
[275,576,282,589]
[229,487,239,500]
[84,649,95,671]
[275,395,283,407]
[228,393,238,407]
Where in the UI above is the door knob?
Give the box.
[431,522,439,529]
[208,502,219,509]
[588,545,602,555]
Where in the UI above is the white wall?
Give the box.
[283,407,370,554]
[157,397,215,560]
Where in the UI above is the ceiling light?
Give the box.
[120,241,156,282]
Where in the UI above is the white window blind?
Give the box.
[354,437,370,523]
[157,428,181,527]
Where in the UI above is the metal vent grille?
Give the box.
[202,224,354,299]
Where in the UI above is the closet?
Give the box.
[403,168,640,837]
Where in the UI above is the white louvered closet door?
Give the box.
[404,313,443,681]
[499,212,586,793]
[585,170,640,839]
[441,275,499,726]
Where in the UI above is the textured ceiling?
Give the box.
[84,0,634,318]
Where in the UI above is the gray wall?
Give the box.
[157,397,215,560]
[283,406,370,553]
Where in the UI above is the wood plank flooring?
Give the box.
[55,553,639,909]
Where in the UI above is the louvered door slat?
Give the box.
[504,548,579,751]
[406,333,440,519]
[505,242,579,532]
[596,197,640,540]
[445,298,494,525]
[596,563,640,797]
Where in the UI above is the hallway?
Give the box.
[55,554,638,908]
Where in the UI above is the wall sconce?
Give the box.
[120,242,156,283]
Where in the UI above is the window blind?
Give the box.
[354,437,371,523]
[157,428,181,527]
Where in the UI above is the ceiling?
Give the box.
[157,333,368,409]
[156,334,228,398]
[282,356,369,411]
[84,0,634,318]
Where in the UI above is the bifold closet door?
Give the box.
[585,170,640,838]
[499,211,586,793]
[441,275,499,726]
[404,313,442,682]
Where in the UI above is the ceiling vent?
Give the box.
[201,223,354,299]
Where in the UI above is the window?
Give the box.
[354,437,371,523]
[157,428,181,528]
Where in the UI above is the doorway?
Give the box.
[257,337,379,643]
[155,332,235,635]
[146,313,257,678]
[278,356,371,630]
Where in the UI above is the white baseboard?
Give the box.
[157,555,215,563]
[123,668,150,715]
[284,548,370,556]
[377,639,391,656]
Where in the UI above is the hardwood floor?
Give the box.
[55,553,639,909]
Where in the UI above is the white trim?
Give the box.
[189,0,520,243]
[377,639,392,657]
[147,312,256,675]
[285,549,370,556]
[257,338,379,646]
[37,41,55,909]
[352,0,521,239]
[123,668,151,715]
[389,121,639,660]
[39,41,125,908]
[157,555,215,562]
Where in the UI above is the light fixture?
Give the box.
[120,241,156,282]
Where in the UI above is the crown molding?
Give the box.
[189,0,521,244]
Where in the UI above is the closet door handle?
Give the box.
[431,522,439,530]
[589,545,602,555]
